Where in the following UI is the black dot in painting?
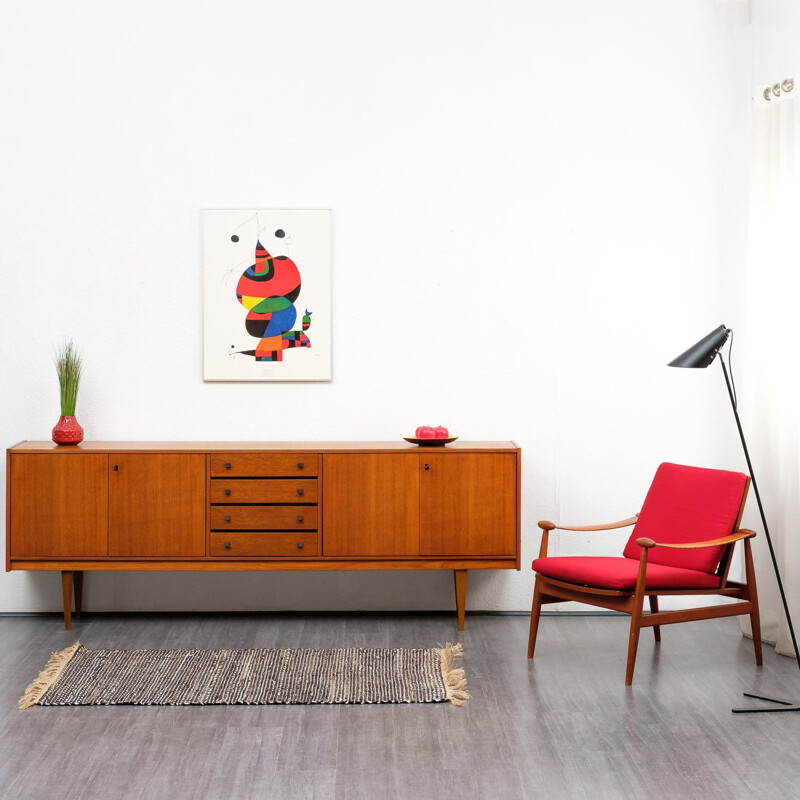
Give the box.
[231,235,239,242]
[275,229,285,238]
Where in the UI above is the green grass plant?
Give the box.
[55,340,82,416]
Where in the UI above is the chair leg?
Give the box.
[749,603,764,667]
[625,613,643,686]
[625,589,647,686]
[648,595,661,643]
[744,539,763,667]
[527,578,544,659]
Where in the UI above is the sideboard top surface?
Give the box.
[9,440,519,453]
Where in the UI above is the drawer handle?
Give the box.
[297,515,304,523]
[224,489,231,496]
[113,464,119,472]
[224,541,231,549]
[297,462,304,470]
[297,541,304,549]
[225,515,231,522]
[297,488,304,496]
[225,462,232,470]
[424,463,430,470]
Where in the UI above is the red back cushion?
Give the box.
[622,463,748,574]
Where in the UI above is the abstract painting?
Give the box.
[203,209,331,381]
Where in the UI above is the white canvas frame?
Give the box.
[203,209,331,381]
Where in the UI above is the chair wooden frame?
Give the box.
[527,477,763,685]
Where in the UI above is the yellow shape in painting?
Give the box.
[240,295,262,311]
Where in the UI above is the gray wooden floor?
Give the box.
[1,612,799,799]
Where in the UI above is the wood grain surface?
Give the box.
[209,532,319,557]
[109,454,206,557]
[9,454,108,557]
[209,453,319,477]
[210,507,318,531]
[10,441,518,452]
[8,443,521,632]
[322,454,420,557]
[208,479,318,503]
[420,453,517,556]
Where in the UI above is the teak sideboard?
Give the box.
[6,441,521,630]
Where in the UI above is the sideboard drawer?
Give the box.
[210,506,318,530]
[210,532,318,557]
[209,454,319,477]
[209,479,318,504]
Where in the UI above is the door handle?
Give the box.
[224,489,231,496]
[224,541,231,549]
[297,541,304,549]
[424,464,430,471]
[297,488,304,495]
[297,515,304,523]
[297,462,304,470]
[225,515,231,522]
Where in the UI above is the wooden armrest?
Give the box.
[635,529,756,550]
[539,516,639,533]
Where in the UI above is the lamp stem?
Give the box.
[719,355,800,670]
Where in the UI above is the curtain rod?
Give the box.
[763,77,794,101]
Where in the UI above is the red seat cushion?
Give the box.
[622,463,748,574]
[531,556,721,591]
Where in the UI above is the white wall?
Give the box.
[0,1,752,613]
[751,0,800,84]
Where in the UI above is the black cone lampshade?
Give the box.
[668,324,730,368]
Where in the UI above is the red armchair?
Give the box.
[527,463,762,685]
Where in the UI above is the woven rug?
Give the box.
[19,642,468,709]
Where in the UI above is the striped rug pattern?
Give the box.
[20,642,469,709]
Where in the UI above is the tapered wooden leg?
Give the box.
[528,578,544,658]
[74,571,84,619]
[454,570,467,631]
[648,595,661,643]
[625,600,645,686]
[744,539,763,666]
[61,571,73,631]
[625,554,649,686]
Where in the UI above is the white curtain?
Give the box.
[741,79,800,657]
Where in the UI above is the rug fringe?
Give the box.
[438,642,470,706]
[19,641,82,710]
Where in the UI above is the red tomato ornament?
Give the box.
[417,426,435,439]
[434,426,449,439]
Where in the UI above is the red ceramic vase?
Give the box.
[52,415,84,445]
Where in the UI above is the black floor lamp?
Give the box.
[669,324,800,713]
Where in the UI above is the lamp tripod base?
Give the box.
[732,692,800,713]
